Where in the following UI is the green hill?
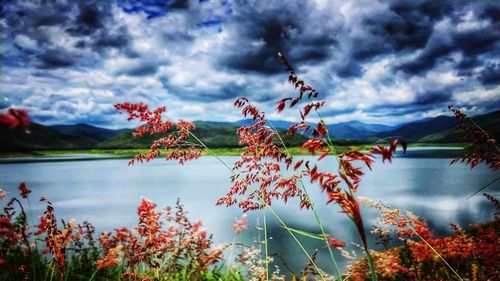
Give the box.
[2,109,498,152]
[97,122,308,149]
[0,123,91,151]
[418,110,500,143]
[51,123,126,143]
[376,116,458,142]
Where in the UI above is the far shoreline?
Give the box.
[0,143,467,164]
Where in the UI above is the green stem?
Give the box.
[49,263,55,281]
[408,225,464,281]
[364,246,377,281]
[188,131,327,281]
[263,210,269,281]
[300,180,342,280]
[88,268,98,281]
[466,175,499,199]
[317,108,378,281]
[268,120,342,280]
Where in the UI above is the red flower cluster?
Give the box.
[18,182,31,199]
[349,218,499,281]
[1,183,98,278]
[355,195,500,280]
[233,214,248,235]
[34,202,82,271]
[216,98,311,211]
[115,102,201,165]
[0,108,31,132]
[448,105,499,171]
[370,138,407,163]
[98,199,222,279]
[326,236,345,249]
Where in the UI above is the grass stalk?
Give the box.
[263,210,270,281]
[317,109,378,281]
[188,131,327,280]
[268,120,343,280]
[408,225,464,281]
[88,268,98,281]
[466,175,499,199]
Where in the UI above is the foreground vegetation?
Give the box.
[1,182,499,281]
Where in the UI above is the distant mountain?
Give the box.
[328,121,396,139]
[230,119,395,139]
[377,109,500,143]
[0,123,125,151]
[51,123,126,143]
[97,121,307,149]
[2,109,498,152]
[192,120,236,129]
[1,123,89,151]
[418,110,500,143]
[376,116,458,142]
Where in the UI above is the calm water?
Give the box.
[1,148,498,274]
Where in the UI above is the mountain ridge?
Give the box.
[1,109,498,151]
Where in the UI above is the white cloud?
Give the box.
[1,0,498,128]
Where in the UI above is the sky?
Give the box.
[1,0,499,128]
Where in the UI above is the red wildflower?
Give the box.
[96,245,122,269]
[276,98,291,113]
[448,104,499,171]
[288,121,310,136]
[98,199,221,278]
[0,216,15,240]
[370,144,394,163]
[0,190,7,200]
[312,121,328,138]
[0,108,31,132]
[18,182,31,199]
[115,102,201,165]
[233,214,248,235]
[34,201,79,272]
[301,139,326,154]
[216,98,311,211]
[326,236,345,249]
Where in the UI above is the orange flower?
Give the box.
[96,245,122,270]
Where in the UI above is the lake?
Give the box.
[1,148,498,275]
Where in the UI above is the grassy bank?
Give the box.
[0,143,467,158]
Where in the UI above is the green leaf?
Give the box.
[280,226,326,241]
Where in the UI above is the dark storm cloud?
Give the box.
[117,61,159,76]
[220,1,338,74]
[369,104,438,118]
[66,4,108,35]
[332,0,454,78]
[397,24,499,75]
[35,48,75,69]
[92,27,131,50]
[414,90,451,106]
[2,0,131,69]
[394,1,499,78]
[396,41,455,75]
[479,63,500,85]
[159,76,252,102]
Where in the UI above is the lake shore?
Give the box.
[0,144,467,164]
